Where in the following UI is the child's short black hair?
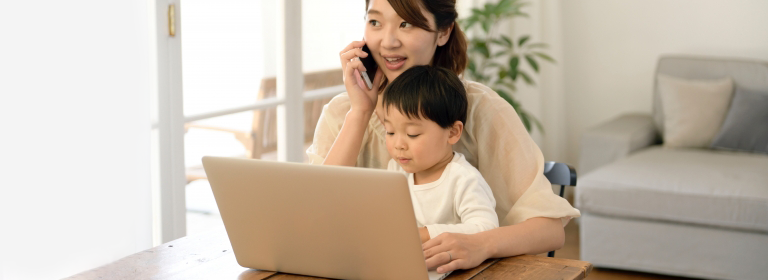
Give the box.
[382,65,467,128]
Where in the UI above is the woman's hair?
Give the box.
[365,0,468,91]
[382,65,467,128]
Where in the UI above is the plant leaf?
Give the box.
[495,89,518,109]
[484,3,496,14]
[525,54,539,73]
[518,70,535,85]
[495,0,518,14]
[493,50,509,58]
[500,35,513,48]
[509,56,520,69]
[518,35,530,47]
[531,114,545,134]
[511,2,530,9]
[519,110,532,132]
[481,20,491,34]
[487,61,503,68]
[503,2,529,17]
[461,15,479,30]
[498,69,507,80]
[508,56,520,80]
[490,38,506,47]
[534,52,556,63]
[476,74,490,83]
[526,42,548,49]
[502,80,517,92]
[472,41,490,58]
[494,0,508,14]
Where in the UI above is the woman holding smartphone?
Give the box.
[307,0,581,274]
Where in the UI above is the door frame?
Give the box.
[154,0,186,244]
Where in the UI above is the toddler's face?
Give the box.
[383,106,454,174]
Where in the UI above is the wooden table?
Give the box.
[66,227,592,280]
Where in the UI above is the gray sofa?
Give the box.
[575,56,768,280]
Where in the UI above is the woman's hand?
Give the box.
[422,232,494,274]
[339,41,383,116]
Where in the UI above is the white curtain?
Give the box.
[0,1,155,279]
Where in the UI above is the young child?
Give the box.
[382,65,498,243]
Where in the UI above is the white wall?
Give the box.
[555,0,768,166]
[0,1,155,279]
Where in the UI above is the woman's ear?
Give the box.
[447,120,463,145]
[437,23,454,47]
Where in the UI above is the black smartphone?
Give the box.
[359,44,378,89]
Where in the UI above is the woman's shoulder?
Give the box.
[462,79,505,104]
[462,79,495,95]
[320,92,352,122]
[461,79,515,119]
[326,91,351,110]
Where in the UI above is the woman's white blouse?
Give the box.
[306,80,581,226]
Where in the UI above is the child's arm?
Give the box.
[424,174,499,240]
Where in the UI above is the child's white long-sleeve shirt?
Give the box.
[387,152,499,239]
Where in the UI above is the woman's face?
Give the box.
[364,0,448,81]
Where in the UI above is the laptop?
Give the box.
[202,156,450,280]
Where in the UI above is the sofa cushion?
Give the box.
[576,146,768,233]
[657,74,733,148]
[653,56,768,138]
[710,87,768,154]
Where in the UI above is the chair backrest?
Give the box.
[543,161,576,258]
[251,69,343,155]
[543,162,577,187]
[653,55,768,136]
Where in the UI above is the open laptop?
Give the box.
[202,156,450,280]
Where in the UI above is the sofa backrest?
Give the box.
[653,55,768,136]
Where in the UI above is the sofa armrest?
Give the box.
[578,113,659,175]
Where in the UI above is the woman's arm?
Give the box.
[322,110,372,166]
[422,217,564,273]
[321,41,383,166]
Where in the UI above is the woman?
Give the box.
[306,0,580,274]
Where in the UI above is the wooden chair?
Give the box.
[185,69,343,182]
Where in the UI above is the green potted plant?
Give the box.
[462,0,555,134]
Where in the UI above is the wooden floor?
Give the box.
[550,220,701,280]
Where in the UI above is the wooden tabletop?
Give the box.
[66,227,592,280]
